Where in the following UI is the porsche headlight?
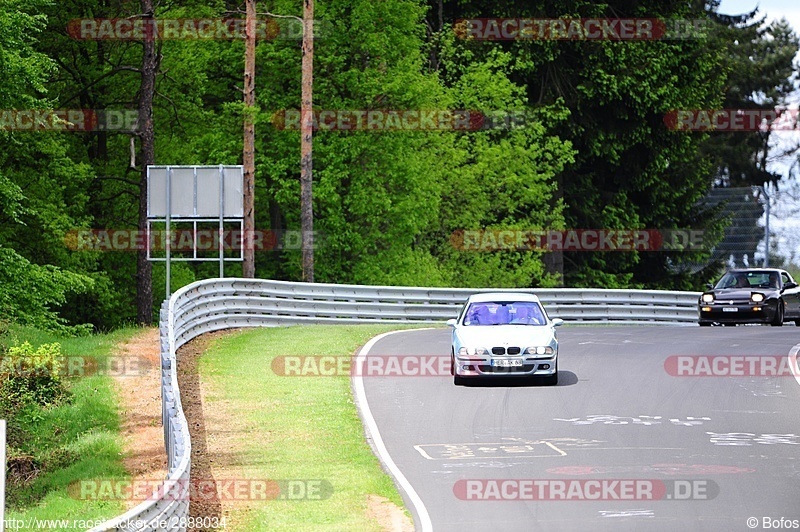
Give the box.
[701,293,714,303]
[751,293,764,303]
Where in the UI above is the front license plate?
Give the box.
[492,359,523,367]
[722,307,738,313]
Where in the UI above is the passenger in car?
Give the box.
[510,306,529,324]
[527,305,545,325]
[496,305,510,325]
[466,304,491,325]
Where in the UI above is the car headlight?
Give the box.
[458,347,488,356]
[701,293,714,303]
[751,293,764,302]
[525,346,554,355]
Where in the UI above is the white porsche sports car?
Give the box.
[447,292,563,385]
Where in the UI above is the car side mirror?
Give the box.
[782,281,798,290]
[446,318,457,327]
[705,283,713,290]
[551,318,564,327]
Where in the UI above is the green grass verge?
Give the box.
[1,324,142,523]
[198,325,421,531]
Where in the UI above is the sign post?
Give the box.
[147,165,245,298]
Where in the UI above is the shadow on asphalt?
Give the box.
[457,370,579,388]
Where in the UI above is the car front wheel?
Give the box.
[542,362,558,386]
[452,353,467,385]
[771,301,784,326]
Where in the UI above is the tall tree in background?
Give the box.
[426,0,729,289]
[704,7,799,188]
[243,0,256,278]
[702,5,799,268]
[300,0,315,282]
[135,0,160,323]
[6,0,797,330]
[0,0,95,333]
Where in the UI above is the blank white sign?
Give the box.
[148,165,243,218]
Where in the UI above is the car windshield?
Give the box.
[715,271,778,289]
[462,301,546,326]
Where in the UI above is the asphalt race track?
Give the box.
[355,326,800,531]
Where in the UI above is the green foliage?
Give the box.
[431,0,737,289]
[0,339,70,501]
[428,28,573,287]
[0,341,68,412]
[703,12,799,188]
[0,0,795,329]
[0,248,93,334]
[0,325,135,515]
[0,0,55,107]
[697,9,799,269]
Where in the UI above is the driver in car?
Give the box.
[769,272,779,288]
[510,305,544,325]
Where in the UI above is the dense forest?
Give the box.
[0,0,798,331]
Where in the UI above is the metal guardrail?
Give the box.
[91,278,701,530]
[88,300,190,531]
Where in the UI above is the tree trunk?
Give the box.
[300,0,315,282]
[136,0,158,324]
[242,0,256,278]
[543,174,564,286]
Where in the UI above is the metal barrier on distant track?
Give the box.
[91,278,700,530]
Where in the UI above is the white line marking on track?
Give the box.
[413,445,436,460]
[544,441,567,456]
[599,509,655,518]
[353,329,434,532]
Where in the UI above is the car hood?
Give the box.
[711,288,774,300]
[455,325,556,347]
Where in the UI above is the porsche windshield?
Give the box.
[715,271,778,290]
[462,301,546,326]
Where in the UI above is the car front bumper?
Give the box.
[698,300,779,324]
[453,354,557,378]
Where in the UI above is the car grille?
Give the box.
[478,364,536,373]
[491,346,522,355]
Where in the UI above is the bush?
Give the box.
[0,341,70,413]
